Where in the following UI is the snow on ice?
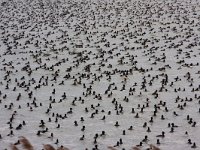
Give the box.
[0,0,200,149]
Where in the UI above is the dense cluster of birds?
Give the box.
[0,0,200,149]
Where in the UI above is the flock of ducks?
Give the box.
[0,0,200,149]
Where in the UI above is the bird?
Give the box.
[80,135,85,140]
[191,142,197,148]
[55,139,59,144]
[156,131,165,138]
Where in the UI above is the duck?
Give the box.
[156,131,165,138]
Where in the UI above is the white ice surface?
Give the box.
[0,0,200,149]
